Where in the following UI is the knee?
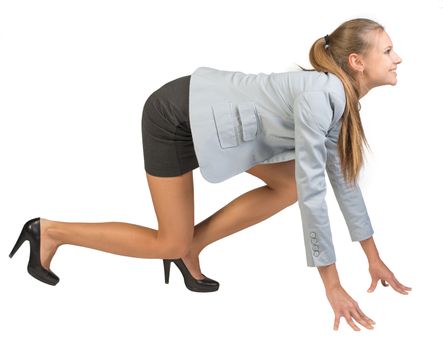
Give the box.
[276,185,298,206]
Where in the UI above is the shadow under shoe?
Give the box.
[9,217,60,286]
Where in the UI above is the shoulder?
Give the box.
[294,71,346,127]
[294,70,344,99]
[298,71,345,101]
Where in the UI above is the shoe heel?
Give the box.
[163,259,171,284]
[9,231,27,258]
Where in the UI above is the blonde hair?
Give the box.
[300,18,384,186]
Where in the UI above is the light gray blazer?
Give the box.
[188,67,374,267]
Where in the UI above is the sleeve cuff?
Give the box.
[350,229,374,242]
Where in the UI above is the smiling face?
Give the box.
[350,29,403,97]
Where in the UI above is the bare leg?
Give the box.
[183,160,297,279]
[39,161,296,281]
[39,171,196,271]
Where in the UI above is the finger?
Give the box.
[355,303,376,325]
[367,279,378,293]
[387,277,409,295]
[350,309,373,330]
[381,279,389,287]
[344,312,361,331]
[350,310,374,330]
[334,315,340,331]
[393,276,412,291]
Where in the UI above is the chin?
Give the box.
[390,72,398,85]
[383,78,398,86]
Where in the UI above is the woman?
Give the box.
[10,18,411,331]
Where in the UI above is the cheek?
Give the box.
[365,67,381,81]
[371,65,390,80]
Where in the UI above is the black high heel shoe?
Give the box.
[9,217,59,286]
[163,259,219,292]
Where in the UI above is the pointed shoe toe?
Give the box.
[200,275,220,287]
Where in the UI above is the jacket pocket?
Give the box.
[238,102,258,141]
[211,102,238,148]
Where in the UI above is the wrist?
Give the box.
[367,254,381,264]
[359,236,381,264]
[317,263,341,292]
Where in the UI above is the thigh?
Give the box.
[246,160,297,196]
[146,170,195,246]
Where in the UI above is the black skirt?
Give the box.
[141,75,199,177]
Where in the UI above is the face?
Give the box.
[352,30,402,94]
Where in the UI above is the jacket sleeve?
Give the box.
[325,119,374,242]
[293,91,337,267]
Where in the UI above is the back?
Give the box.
[188,66,346,183]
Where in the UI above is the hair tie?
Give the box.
[324,34,330,49]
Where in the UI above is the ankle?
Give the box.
[41,218,63,248]
[185,246,203,260]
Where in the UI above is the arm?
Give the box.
[293,90,373,267]
[292,91,336,267]
[324,118,374,243]
[293,91,375,331]
[318,262,341,291]
[324,121,411,294]
[360,236,380,264]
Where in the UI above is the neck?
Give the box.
[358,87,370,99]
[357,78,371,99]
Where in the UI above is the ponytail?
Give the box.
[299,18,384,186]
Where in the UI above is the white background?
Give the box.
[1,0,442,348]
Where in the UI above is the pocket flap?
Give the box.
[238,102,258,141]
[211,102,238,148]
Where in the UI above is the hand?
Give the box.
[325,285,376,331]
[367,259,412,295]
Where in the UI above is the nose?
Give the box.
[394,50,402,64]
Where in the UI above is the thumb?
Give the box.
[367,279,378,293]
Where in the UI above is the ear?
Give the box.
[348,53,365,73]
